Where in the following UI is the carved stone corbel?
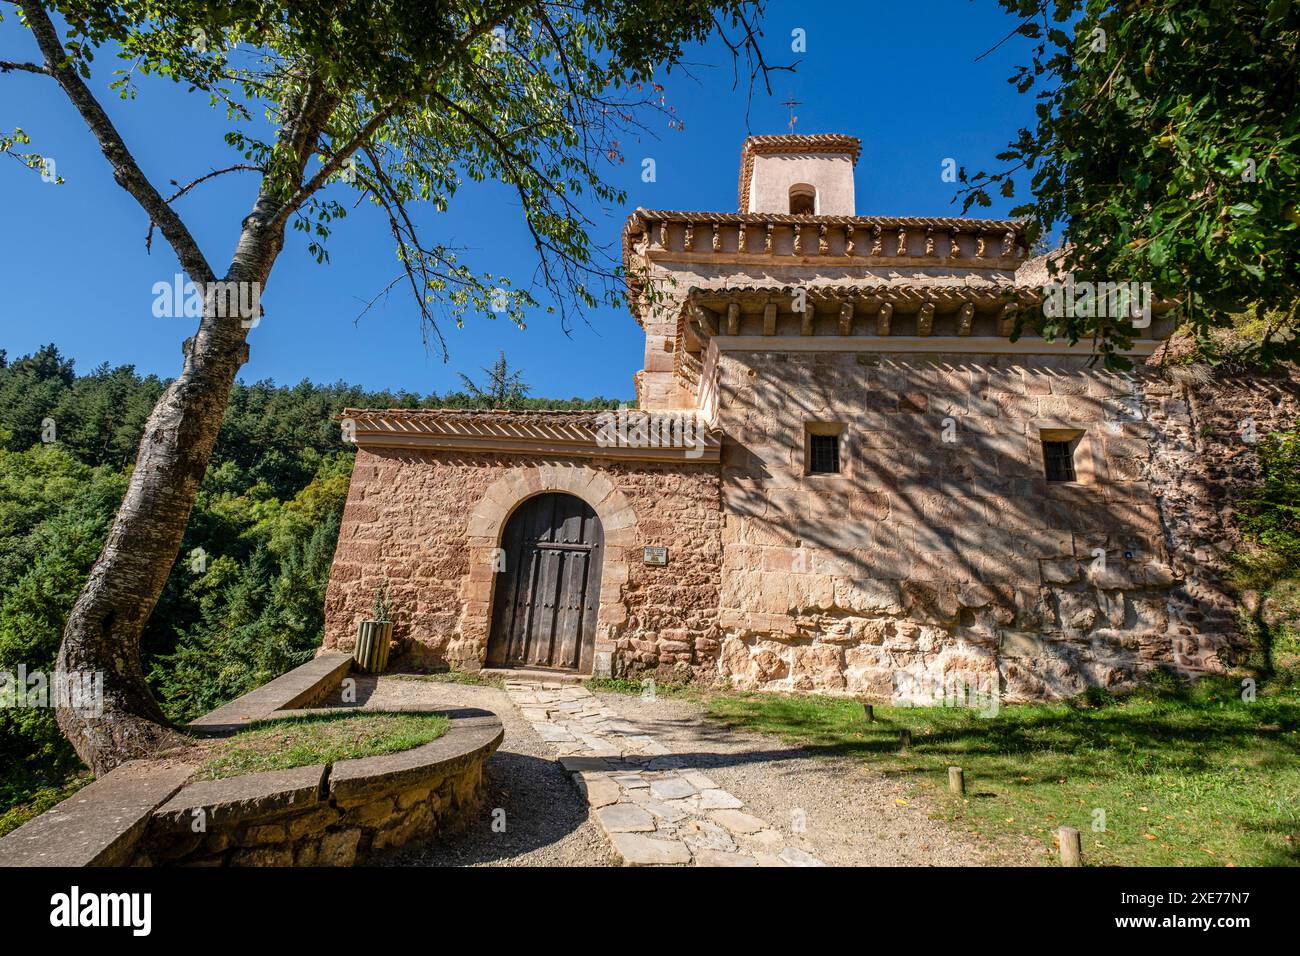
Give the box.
[844,225,855,257]
[917,302,935,336]
[793,225,803,256]
[876,301,893,336]
[683,221,694,251]
[712,224,721,253]
[763,301,777,335]
[725,301,740,335]
[975,233,987,259]
[656,221,668,248]
[764,224,774,254]
[838,301,854,336]
[957,301,975,336]
[818,224,829,256]
[871,224,883,256]
[924,227,935,257]
[737,222,747,253]
[688,301,718,337]
[948,232,961,260]
[896,228,908,257]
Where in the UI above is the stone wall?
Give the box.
[324,450,722,677]
[1147,365,1300,657]
[710,348,1242,701]
[322,367,1295,701]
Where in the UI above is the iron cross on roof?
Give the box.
[781,94,802,133]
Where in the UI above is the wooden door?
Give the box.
[487,493,603,672]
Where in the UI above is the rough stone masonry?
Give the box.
[322,133,1279,703]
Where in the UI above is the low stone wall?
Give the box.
[0,656,504,868]
[138,709,503,866]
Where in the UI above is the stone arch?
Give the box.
[456,464,638,674]
[788,182,816,215]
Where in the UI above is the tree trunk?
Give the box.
[27,0,346,773]
[56,194,300,774]
[55,314,251,771]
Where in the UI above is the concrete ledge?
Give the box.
[150,764,327,834]
[190,652,352,734]
[0,761,194,867]
[0,672,504,866]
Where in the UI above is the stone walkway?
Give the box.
[503,679,824,866]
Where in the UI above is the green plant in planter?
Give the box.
[371,583,393,624]
[354,582,394,674]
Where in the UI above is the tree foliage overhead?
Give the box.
[4,0,778,351]
[962,0,1299,365]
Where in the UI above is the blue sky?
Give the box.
[0,1,1037,401]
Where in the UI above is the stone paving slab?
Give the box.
[502,679,824,867]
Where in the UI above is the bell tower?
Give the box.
[738,134,860,216]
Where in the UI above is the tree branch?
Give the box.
[0,59,49,75]
[145,163,263,253]
[22,1,216,282]
[271,4,526,229]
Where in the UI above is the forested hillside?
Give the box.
[0,344,621,821]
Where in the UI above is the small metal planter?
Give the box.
[353,620,393,674]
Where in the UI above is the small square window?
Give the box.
[1042,439,1077,482]
[809,433,841,474]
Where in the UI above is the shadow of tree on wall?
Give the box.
[711,349,1224,698]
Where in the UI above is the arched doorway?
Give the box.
[487,493,604,672]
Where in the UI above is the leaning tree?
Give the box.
[0,0,782,773]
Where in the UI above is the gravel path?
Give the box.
[337,675,1034,866]
[338,676,615,867]
[591,691,1036,867]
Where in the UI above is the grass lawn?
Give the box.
[198,711,449,780]
[585,676,696,699]
[699,676,1299,866]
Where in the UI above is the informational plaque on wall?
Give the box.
[642,546,668,566]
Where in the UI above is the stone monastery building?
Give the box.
[323,133,1235,702]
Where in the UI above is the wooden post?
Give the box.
[899,728,912,749]
[863,703,874,722]
[1058,826,1083,867]
[948,766,965,796]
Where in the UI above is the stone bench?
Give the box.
[189,652,352,735]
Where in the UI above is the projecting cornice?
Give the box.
[621,210,1034,294]
[676,284,1173,357]
[340,408,721,463]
